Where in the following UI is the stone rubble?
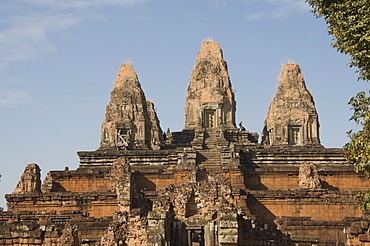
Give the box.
[154,173,236,221]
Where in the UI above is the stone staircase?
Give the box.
[203,129,228,149]
[203,130,217,149]
[196,129,230,171]
[197,149,222,171]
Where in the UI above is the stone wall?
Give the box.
[244,164,370,192]
[42,168,111,193]
[0,211,110,245]
[248,190,361,225]
[276,217,348,245]
[6,192,119,218]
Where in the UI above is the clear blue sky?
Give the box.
[0,0,367,208]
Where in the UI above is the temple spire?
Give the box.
[114,63,139,88]
[100,62,162,150]
[262,63,321,147]
[184,40,236,130]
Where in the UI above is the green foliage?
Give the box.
[306,0,370,81]
[307,0,370,209]
[357,191,370,210]
[344,91,370,176]
[194,71,201,81]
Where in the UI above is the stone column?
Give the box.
[110,157,132,212]
[218,211,238,245]
[204,221,216,246]
[147,210,168,246]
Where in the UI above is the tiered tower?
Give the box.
[100,63,162,150]
[262,63,321,146]
[184,40,236,131]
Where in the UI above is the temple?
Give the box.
[1,40,370,245]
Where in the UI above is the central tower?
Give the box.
[184,40,236,130]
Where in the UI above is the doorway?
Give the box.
[204,109,216,128]
[187,228,204,246]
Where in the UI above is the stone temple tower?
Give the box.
[100,63,162,150]
[262,63,321,146]
[184,40,236,131]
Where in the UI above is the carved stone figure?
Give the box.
[262,63,321,146]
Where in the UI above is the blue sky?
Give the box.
[0,0,367,208]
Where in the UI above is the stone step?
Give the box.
[196,150,222,168]
[203,130,229,148]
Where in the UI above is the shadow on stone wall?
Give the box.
[132,172,156,191]
[320,181,339,191]
[243,168,268,190]
[247,195,276,229]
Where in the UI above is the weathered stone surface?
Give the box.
[147,210,167,245]
[100,211,147,246]
[110,157,132,212]
[41,171,53,193]
[0,218,83,246]
[358,234,370,242]
[57,223,79,246]
[218,211,238,244]
[154,173,236,220]
[147,100,163,149]
[262,63,321,146]
[184,40,236,130]
[99,211,129,246]
[299,162,322,189]
[348,224,363,235]
[100,63,162,150]
[13,163,41,194]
